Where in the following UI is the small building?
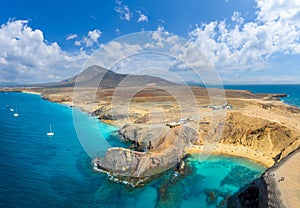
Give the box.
[166,118,192,128]
[166,122,179,128]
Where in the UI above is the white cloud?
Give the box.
[256,0,300,22]
[66,33,78,40]
[89,40,143,68]
[115,28,121,35]
[0,20,88,84]
[189,0,300,73]
[231,11,244,24]
[88,30,102,43]
[74,29,102,47]
[115,0,132,21]
[2,0,300,85]
[137,11,148,22]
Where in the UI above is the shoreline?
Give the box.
[3,87,300,206]
[14,89,299,168]
[21,90,42,95]
[187,144,274,168]
[15,89,290,168]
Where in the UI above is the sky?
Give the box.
[0,0,300,84]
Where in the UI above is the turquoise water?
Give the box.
[0,91,275,207]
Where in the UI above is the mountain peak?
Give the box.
[36,65,176,88]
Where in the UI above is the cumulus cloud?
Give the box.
[115,0,132,21]
[0,20,88,84]
[256,0,300,22]
[231,11,244,24]
[74,29,102,47]
[86,40,144,69]
[137,11,148,22]
[2,0,299,85]
[66,34,78,40]
[189,0,300,74]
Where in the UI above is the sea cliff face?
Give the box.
[82,86,299,185]
[96,125,199,178]
[219,112,300,163]
[228,148,300,208]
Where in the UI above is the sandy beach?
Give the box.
[21,90,42,95]
[187,143,275,167]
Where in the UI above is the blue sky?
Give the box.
[0,0,299,84]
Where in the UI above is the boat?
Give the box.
[6,104,9,108]
[13,108,19,117]
[10,108,14,112]
[47,124,54,136]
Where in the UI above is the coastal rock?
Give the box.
[118,124,168,151]
[219,112,300,163]
[96,125,199,178]
[97,146,182,177]
[228,149,300,208]
[43,94,72,102]
[7,74,300,203]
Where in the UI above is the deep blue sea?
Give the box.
[1,85,298,208]
[224,84,300,107]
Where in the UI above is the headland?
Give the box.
[1,65,299,206]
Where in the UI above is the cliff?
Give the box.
[228,148,300,208]
[219,112,300,163]
[1,67,299,194]
[96,125,199,178]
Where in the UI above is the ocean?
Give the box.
[224,84,300,107]
[0,85,298,208]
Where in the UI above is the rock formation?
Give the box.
[96,125,199,178]
[2,67,299,203]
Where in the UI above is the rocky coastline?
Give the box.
[227,148,300,208]
[1,84,299,206]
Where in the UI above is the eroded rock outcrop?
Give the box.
[118,124,168,151]
[219,112,300,163]
[228,148,300,208]
[95,125,199,178]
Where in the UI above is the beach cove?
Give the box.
[0,91,270,208]
[1,83,300,207]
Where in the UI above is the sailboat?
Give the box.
[47,124,54,136]
[13,108,19,117]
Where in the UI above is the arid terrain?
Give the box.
[16,83,300,169]
[1,66,300,206]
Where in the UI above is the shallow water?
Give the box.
[0,92,266,207]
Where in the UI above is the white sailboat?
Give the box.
[47,124,54,136]
[13,108,19,117]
